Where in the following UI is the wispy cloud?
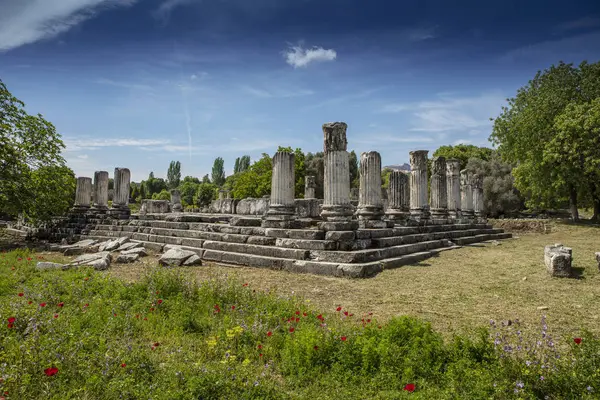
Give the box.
[94,78,154,92]
[500,31,600,64]
[353,134,434,145]
[300,87,385,111]
[0,0,139,51]
[283,45,337,68]
[64,138,171,152]
[241,85,314,98]
[408,26,438,41]
[558,16,600,32]
[378,92,506,133]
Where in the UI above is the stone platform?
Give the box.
[78,212,512,278]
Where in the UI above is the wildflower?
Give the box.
[340,336,347,341]
[587,386,594,393]
[267,331,272,337]
[540,376,544,381]
[28,301,32,305]
[7,317,15,324]
[289,327,295,333]
[84,303,89,308]
[149,308,155,312]
[44,367,59,376]
[366,319,371,323]
[156,291,159,294]
[144,317,148,321]
[27,257,32,261]
[153,342,160,347]
[121,363,126,368]
[313,345,318,350]
[157,299,163,304]
[516,381,524,389]
[403,383,415,392]
[526,360,532,366]
[317,314,324,320]
[40,302,47,307]
[242,283,248,287]
[295,317,300,322]
[135,314,140,319]
[113,313,117,317]
[231,305,235,310]
[303,312,308,317]
[574,337,582,345]
[57,302,64,307]
[259,353,263,357]
[84,277,89,281]
[53,314,59,319]
[18,293,23,297]
[336,306,342,312]
[295,311,300,315]
[344,311,349,316]
[7,323,13,329]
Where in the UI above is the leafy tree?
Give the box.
[305,152,325,199]
[140,172,167,199]
[381,167,393,190]
[238,155,251,173]
[0,79,76,223]
[433,144,495,170]
[182,176,200,185]
[166,161,181,189]
[349,150,359,189]
[180,180,200,207]
[152,189,171,201]
[232,153,273,199]
[490,60,600,220]
[197,182,218,207]
[201,174,211,184]
[211,157,226,187]
[233,158,240,175]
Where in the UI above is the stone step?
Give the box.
[202,240,309,260]
[371,228,504,248]
[89,224,266,237]
[453,232,512,245]
[381,246,463,269]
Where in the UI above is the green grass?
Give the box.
[1,249,599,399]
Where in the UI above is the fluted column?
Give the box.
[446,160,461,219]
[385,170,410,221]
[262,151,295,228]
[92,171,109,211]
[320,122,353,222]
[109,167,131,218]
[171,189,183,212]
[409,150,430,220]
[73,177,92,210]
[460,170,474,219]
[430,156,448,219]
[356,151,384,221]
[305,176,316,199]
[472,174,485,220]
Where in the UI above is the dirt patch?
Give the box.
[490,219,549,233]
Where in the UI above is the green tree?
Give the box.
[232,153,273,199]
[305,152,325,199]
[381,167,393,189]
[197,182,218,207]
[349,150,359,189]
[152,189,171,201]
[179,180,200,207]
[211,157,226,187]
[0,79,76,223]
[238,155,251,173]
[233,158,240,174]
[433,144,495,170]
[141,172,167,198]
[166,161,181,189]
[490,60,600,220]
[201,174,211,184]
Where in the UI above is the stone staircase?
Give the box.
[80,213,511,278]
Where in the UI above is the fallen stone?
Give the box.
[73,239,98,248]
[71,252,112,266]
[537,306,549,310]
[522,277,527,281]
[490,240,501,246]
[102,237,130,252]
[182,254,202,266]
[544,244,573,278]
[116,242,143,252]
[116,253,140,263]
[36,262,68,270]
[159,248,197,266]
[121,247,147,257]
[90,258,110,271]
[62,246,84,256]
[595,252,600,271]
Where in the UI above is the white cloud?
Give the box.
[408,26,438,42]
[453,139,472,145]
[0,0,139,51]
[94,78,154,92]
[352,134,434,145]
[64,138,171,152]
[283,45,337,68]
[77,154,89,159]
[241,85,314,98]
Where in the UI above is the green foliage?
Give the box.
[490,60,600,218]
[166,161,181,190]
[349,150,359,189]
[305,152,324,199]
[197,182,218,207]
[140,172,167,199]
[201,174,211,184]
[381,167,393,190]
[179,180,200,207]
[466,156,524,217]
[232,154,272,199]
[2,250,599,399]
[211,157,226,187]
[0,79,76,223]
[151,189,170,201]
[233,156,250,175]
[433,144,495,170]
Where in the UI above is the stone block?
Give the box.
[288,230,326,240]
[247,236,277,246]
[276,238,337,251]
[116,253,140,263]
[317,221,359,232]
[294,199,322,218]
[358,220,393,229]
[36,262,68,270]
[325,231,356,241]
[235,198,270,215]
[121,247,147,257]
[183,254,202,266]
[544,244,573,277]
[159,248,197,266]
[140,200,170,214]
[229,216,262,227]
[264,228,289,238]
[117,242,143,252]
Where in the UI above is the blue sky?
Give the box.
[1,0,599,181]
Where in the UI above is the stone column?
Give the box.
[305,176,316,199]
[430,156,448,220]
[356,151,386,227]
[385,170,410,221]
[171,189,183,212]
[109,167,131,218]
[472,174,485,220]
[218,190,226,200]
[92,171,109,212]
[446,160,461,219]
[262,151,296,228]
[460,170,474,219]
[320,122,356,230]
[409,150,430,221]
[73,177,92,211]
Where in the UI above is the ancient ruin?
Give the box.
[48,121,510,278]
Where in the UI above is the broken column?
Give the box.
[544,244,573,277]
[429,156,448,220]
[385,170,410,221]
[409,150,430,221]
[92,171,109,213]
[356,151,387,228]
[262,151,296,228]
[72,177,92,212]
[305,176,316,199]
[109,167,131,218]
[319,122,356,231]
[460,170,474,219]
[171,189,183,212]
[472,174,485,221]
[446,159,461,219]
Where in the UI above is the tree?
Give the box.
[490,60,600,220]
[140,172,167,199]
[197,182,218,207]
[349,150,359,189]
[433,144,495,170]
[211,157,226,187]
[232,153,273,199]
[166,161,181,189]
[152,189,171,201]
[179,181,199,207]
[233,158,240,175]
[238,155,251,173]
[305,152,325,199]
[201,174,211,184]
[0,79,76,223]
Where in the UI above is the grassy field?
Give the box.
[105,221,600,339]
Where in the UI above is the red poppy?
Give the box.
[156,291,160,295]
[153,342,160,347]
[84,277,89,281]
[157,299,163,305]
[403,383,415,392]
[7,323,13,329]
[231,305,235,310]
[574,338,582,345]
[317,314,324,320]
[336,306,342,312]
[113,313,117,317]
[289,327,295,333]
[368,312,373,316]
[267,331,273,337]
[340,336,347,341]
[53,314,59,319]
[121,363,126,368]
[57,302,64,307]
[27,257,32,261]
[17,258,22,261]
[40,302,46,307]
[7,317,15,323]
[258,344,263,349]
[149,308,155,312]
[135,314,140,319]
[313,345,319,350]
[303,312,308,317]
[242,283,249,287]
[295,317,300,322]
[259,353,263,357]
[144,317,148,321]
[44,367,59,377]
[367,319,371,323]
[84,303,89,307]
[11,267,15,270]
[18,293,23,297]
[295,311,300,315]
[28,301,32,305]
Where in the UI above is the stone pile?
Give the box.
[544,243,573,277]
